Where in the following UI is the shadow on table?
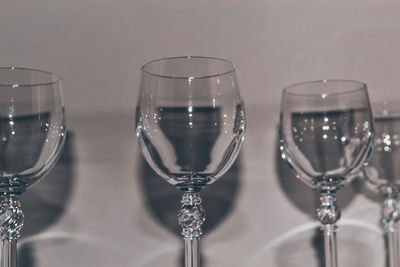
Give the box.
[139,153,242,267]
[275,131,360,267]
[18,132,76,266]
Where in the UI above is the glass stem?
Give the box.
[1,239,17,267]
[317,193,340,267]
[184,238,200,267]
[323,225,338,267]
[382,195,400,267]
[387,230,400,267]
[0,195,24,267]
[177,193,205,267]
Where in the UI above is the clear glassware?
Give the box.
[0,67,66,267]
[279,80,374,267]
[363,101,400,267]
[135,56,246,267]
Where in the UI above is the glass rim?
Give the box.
[0,67,62,87]
[283,79,367,97]
[141,56,236,79]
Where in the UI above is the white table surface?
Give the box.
[17,104,384,267]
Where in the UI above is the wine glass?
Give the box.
[0,67,66,267]
[135,56,245,267]
[279,80,374,267]
[363,101,400,267]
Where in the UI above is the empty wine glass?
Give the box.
[279,80,374,267]
[0,67,66,267]
[135,56,245,267]
[363,101,400,267]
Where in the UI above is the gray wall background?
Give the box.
[2,0,400,115]
[0,1,397,266]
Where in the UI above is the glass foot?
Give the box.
[247,220,384,267]
[18,234,126,267]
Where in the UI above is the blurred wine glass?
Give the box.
[363,101,400,267]
[279,80,374,267]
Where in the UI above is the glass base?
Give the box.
[135,244,234,267]
[248,220,385,267]
[18,234,127,267]
[16,220,384,267]
[135,246,181,267]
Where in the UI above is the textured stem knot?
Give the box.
[382,197,400,232]
[177,193,205,239]
[0,196,24,240]
[317,194,340,231]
